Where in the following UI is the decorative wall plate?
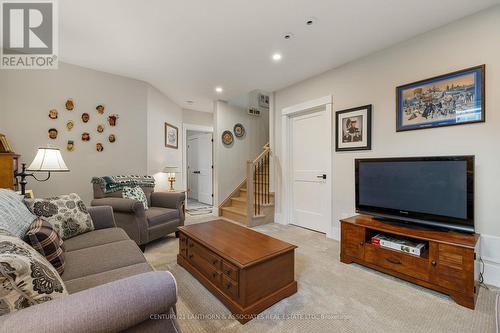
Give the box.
[82,132,90,141]
[67,140,74,152]
[81,113,90,123]
[108,114,118,126]
[97,124,105,133]
[222,130,234,146]
[48,128,58,139]
[108,134,116,143]
[66,120,74,131]
[65,99,74,111]
[233,123,245,137]
[96,143,104,152]
[96,105,105,114]
[49,109,58,119]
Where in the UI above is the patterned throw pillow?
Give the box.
[0,189,37,238]
[122,186,149,210]
[23,218,65,275]
[24,193,95,240]
[0,231,68,316]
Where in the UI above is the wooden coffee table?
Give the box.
[177,219,297,323]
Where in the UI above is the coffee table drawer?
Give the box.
[222,274,239,299]
[188,239,222,270]
[222,260,239,281]
[189,251,222,286]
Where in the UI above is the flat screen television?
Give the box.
[355,156,474,233]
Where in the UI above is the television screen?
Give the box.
[355,156,474,232]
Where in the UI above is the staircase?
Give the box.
[219,144,275,227]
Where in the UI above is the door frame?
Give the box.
[182,123,214,206]
[281,95,333,237]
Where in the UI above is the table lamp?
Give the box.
[162,166,179,192]
[15,147,70,195]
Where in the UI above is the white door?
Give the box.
[290,107,331,233]
[187,136,199,200]
[197,133,213,205]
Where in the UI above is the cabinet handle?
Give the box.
[431,260,437,267]
[385,258,402,265]
[359,241,364,246]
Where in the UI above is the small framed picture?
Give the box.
[165,122,178,149]
[396,65,485,131]
[335,105,372,152]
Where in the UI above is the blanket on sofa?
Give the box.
[91,175,156,194]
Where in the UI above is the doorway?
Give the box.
[281,96,333,235]
[184,126,214,215]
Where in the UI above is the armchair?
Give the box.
[91,184,185,250]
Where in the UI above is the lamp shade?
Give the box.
[27,147,69,172]
[162,166,179,174]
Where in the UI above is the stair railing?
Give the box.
[246,144,271,217]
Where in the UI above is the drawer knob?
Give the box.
[212,272,217,278]
[213,259,218,265]
[226,283,231,289]
[431,260,437,267]
[359,241,364,246]
[189,254,194,259]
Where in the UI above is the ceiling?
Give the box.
[60,0,499,112]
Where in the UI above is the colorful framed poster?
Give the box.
[396,65,485,132]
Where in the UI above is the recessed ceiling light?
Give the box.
[272,53,282,62]
[306,17,317,26]
[283,33,294,40]
[215,87,223,93]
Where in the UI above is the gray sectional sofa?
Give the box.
[0,206,181,333]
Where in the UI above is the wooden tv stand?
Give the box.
[340,215,480,309]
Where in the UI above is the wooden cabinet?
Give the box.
[0,153,19,190]
[340,215,479,309]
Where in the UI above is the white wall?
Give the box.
[214,101,269,204]
[0,62,149,204]
[147,86,184,192]
[182,109,213,127]
[272,7,500,286]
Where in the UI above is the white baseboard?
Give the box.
[274,213,282,224]
[480,234,500,288]
[330,226,340,241]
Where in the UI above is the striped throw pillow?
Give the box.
[0,189,36,238]
[23,218,65,275]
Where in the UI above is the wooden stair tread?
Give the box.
[221,206,247,217]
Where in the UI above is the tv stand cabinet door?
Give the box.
[431,243,475,295]
[341,222,365,261]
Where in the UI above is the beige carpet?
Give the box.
[144,216,498,333]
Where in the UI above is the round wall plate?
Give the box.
[222,130,234,146]
[234,123,245,138]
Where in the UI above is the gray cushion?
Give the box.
[146,207,179,227]
[64,262,152,293]
[0,189,36,237]
[62,240,146,281]
[63,228,129,252]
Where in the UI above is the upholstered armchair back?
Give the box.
[92,183,154,206]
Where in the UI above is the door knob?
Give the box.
[316,174,327,179]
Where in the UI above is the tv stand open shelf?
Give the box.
[340,215,480,309]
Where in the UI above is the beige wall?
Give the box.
[182,108,213,127]
[147,87,184,191]
[273,7,500,238]
[214,101,269,204]
[0,62,149,204]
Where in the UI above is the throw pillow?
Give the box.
[0,189,37,238]
[122,186,149,210]
[23,218,65,275]
[0,231,68,316]
[24,193,94,240]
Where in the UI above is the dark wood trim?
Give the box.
[395,64,485,132]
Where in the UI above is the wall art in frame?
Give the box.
[165,122,179,149]
[396,65,485,132]
[335,105,372,152]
